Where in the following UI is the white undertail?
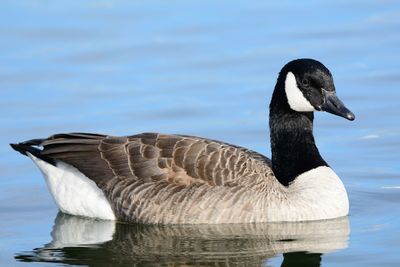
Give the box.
[27,153,116,220]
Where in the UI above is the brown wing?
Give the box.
[34,132,276,223]
[39,132,271,188]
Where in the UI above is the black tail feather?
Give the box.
[10,141,56,165]
[10,133,107,166]
[10,143,31,156]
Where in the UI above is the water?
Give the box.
[0,0,399,266]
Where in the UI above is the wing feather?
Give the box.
[39,132,271,188]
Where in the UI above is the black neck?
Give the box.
[269,79,327,186]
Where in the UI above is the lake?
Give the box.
[1,1,399,266]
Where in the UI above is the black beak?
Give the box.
[318,89,355,121]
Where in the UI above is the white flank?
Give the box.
[285,72,315,112]
[27,153,116,220]
[287,166,349,221]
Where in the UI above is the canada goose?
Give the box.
[11,58,355,224]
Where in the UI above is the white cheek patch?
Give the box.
[285,72,315,112]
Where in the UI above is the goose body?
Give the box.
[11,59,355,224]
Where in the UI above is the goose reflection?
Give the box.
[16,213,350,266]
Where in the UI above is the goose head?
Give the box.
[276,58,355,121]
[269,59,355,186]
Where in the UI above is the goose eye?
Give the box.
[302,79,309,86]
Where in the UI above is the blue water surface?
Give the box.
[1,1,400,266]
